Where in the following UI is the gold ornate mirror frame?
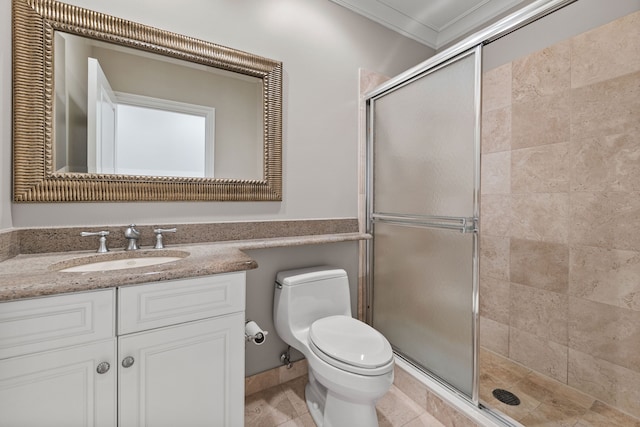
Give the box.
[12,0,282,202]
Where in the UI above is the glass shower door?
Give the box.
[368,47,481,399]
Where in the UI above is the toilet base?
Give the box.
[305,371,381,427]
[305,380,326,426]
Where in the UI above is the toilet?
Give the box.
[273,266,394,427]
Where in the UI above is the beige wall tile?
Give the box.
[245,368,279,396]
[481,106,511,154]
[570,71,640,141]
[480,236,510,281]
[479,194,511,237]
[480,151,510,194]
[482,62,512,112]
[570,133,640,192]
[569,246,640,311]
[568,349,640,419]
[477,11,640,420]
[512,39,571,102]
[571,11,640,88]
[510,193,569,244]
[479,276,510,323]
[512,91,571,149]
[570,192,640,251]
[510,283,568,345]
[568,297,640,372]
[511,142,570,193]
[510,238,569,293]
[509,327,568,383]
[278,359,308,384]
[479,317,509,357]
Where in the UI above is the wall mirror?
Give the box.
[13,0,282,202]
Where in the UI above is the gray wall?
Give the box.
[0,0,11,230]
[0,0,433,376]
[244,242,359,376]
[1,0,434,228]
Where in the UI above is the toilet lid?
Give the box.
[309,315,393,369]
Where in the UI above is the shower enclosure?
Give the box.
[365,0,640,425]
[365,47,481,401]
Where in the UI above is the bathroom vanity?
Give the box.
[0,272,246,427]
[0,222,367,427]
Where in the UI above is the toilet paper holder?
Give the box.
[245,320,268,345]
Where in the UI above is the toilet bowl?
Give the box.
[274,267,394,427]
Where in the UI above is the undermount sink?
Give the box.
[57,251,189,272]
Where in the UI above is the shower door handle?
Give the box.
[372,213,478,233]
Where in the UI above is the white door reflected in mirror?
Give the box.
[88,58,215,178]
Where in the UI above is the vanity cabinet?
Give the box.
[0,289,117,426]
[117,273,245,427]
[0,272,246,427]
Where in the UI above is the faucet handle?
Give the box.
[80,231,110,253]
[153,228,177,249]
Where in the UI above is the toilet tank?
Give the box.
[274,267,352,335]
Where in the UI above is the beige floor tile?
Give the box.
[277,413,317,427]
[481,373,542,422]
[479,348,531,385]
[393,365,428,410]
[518,394,589,427]
[282,376,309,417]
[480,347,640,426]
[518,371,595,410]
[377,385,426,427]
[245,385,299,427]
[587,400,640,427]
[401,412,446,427]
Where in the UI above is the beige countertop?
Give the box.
[0,233,369,301]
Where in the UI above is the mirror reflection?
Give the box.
[54,32,264,180]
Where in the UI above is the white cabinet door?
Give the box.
[0,338,117,427]
[118,312,244,427]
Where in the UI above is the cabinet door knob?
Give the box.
[122,356,135,368]
[96,361,111,374]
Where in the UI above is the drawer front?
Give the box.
[0,289,115,359]
[118,272,245,334]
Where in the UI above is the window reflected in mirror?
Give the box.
[53,32,263,180]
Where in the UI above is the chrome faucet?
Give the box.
[80,230,110,253]
[153,227,177,249]
[124,224,141,251]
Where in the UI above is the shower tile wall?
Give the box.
[479,11,640,419]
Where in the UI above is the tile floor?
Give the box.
[246,350,640,427]
[479,348,640,427]
[244,375,446,427]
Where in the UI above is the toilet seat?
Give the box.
[309,315,393,376]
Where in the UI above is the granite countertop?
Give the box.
[0,233,369,302]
